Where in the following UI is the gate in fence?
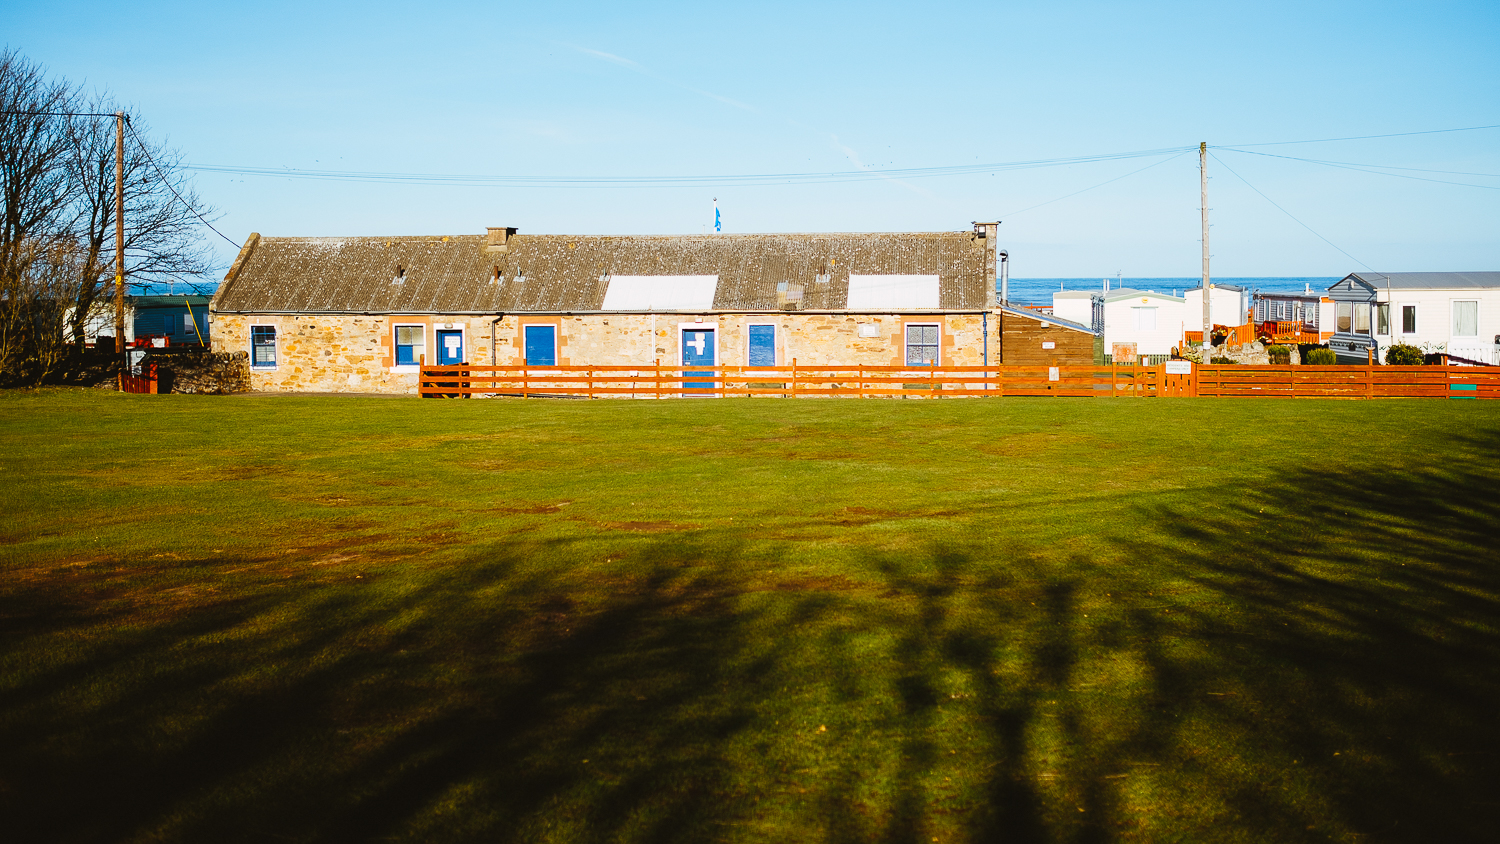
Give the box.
[420,360,1500,400]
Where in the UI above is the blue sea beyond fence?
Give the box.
[1000,277,1339,306]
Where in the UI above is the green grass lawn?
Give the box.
[3,390,1499,844]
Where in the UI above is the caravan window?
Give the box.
[1352,303,1371,335]
[1337,303,1352,332]
[1453,301,1479,337]
[1402,305,1417,334]
[1133,307,1158,331]
[1375,304,1389,336]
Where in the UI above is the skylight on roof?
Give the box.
[846,274,940,309]
[601,275,719,311]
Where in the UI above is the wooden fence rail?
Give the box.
[420,362,1500,400]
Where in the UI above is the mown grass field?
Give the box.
[2,389,1498,844]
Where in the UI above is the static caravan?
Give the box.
[1327,272,1500,365]
[1056,288,1185,361]
[1252,289,1334,341]
[1180,283,1251,329]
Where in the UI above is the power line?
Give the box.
[1207,151,1373,272]
[998,151,1190,219]
[1215,147,1500,190]
[184,146,1197,189]
[125,120,241,249]
[1223,123,1500,147]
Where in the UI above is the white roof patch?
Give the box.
[601,275,719,311]
[846,274,940,309]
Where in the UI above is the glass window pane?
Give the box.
[1337,303,1351,332]
[1376,304,1389,335]
[1353,303,1370,334]
[1403,306,1417,333]
[1454,301,1478,336]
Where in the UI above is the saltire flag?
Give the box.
[715,203,721,233]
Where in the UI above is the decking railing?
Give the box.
[419,361,1500,400]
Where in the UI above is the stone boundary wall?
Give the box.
[146,350,251,394]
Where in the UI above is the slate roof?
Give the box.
[1344,272,1500,290]
[212,231,993,314]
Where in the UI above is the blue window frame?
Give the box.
[747,324,775,366]
[524,324,557,366]
[250,325,277,367]
[395,325,425,366]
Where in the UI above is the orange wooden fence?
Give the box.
[119,363,158,394]
[420,362,1500,400]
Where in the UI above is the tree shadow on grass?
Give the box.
[2,435,1499,843]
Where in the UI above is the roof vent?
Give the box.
[485,227,517,253]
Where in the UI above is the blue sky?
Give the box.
[4,0,1498,277]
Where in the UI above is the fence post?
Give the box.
[931,362,938,397]
[792,358,798,399]
[587,368,594,399]
[522,364,528,400]
[1111,361,1117,397]
[655,359,661,400]
[859,365,865,399]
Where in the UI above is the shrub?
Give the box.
[1305,348,1337,366]
[1210,356,1237,365]
[1266,344,1291,364]
[1385,343,1424,366]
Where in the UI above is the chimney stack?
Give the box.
[485,227,517,253]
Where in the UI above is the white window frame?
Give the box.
[392,322,426,371]
[1133,306,1158,331]
[904,322,941,366]
[520,322,560,367]
[1452,300,1480,338]
[1400,303,1419,335]
[249,324,278,369]
[745,322,777,367]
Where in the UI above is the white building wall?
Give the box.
[1182,287,1249,327]
[1375,288,1500,364]
[1102,294,1186,356]
[1051,292,1094,327]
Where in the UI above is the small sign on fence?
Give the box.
[1042,341,1055,349]
[1048,366,1060,382]
[1112,343,1137,364]
[1165,360,1193,375]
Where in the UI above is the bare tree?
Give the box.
[0,50,78,295]
[1,49,217,385]
[65,98,217,346]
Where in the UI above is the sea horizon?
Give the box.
[999,276,1341,306]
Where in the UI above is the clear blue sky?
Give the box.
[5,0,1498,277]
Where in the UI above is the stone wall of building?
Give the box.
[210,310,997,394]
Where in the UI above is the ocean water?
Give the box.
[1000,277,1340,306]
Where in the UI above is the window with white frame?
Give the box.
[1402,304,1417,334]
[394,325,425,366]
[1453,301,1479,337]
[1376,303,1390,336]
[250,325,277,368]
[905,323,939,366]
[1133,307,1158,331]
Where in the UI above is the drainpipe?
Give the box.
[490,314,504,366]
[998,250,1010,304]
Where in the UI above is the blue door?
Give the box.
[524,325,556,366]
[682,328,716,392]
[748,325,775,366]
[436,329,464,365]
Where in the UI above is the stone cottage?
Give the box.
[209,224,1009,394]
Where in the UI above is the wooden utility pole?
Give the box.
[1199,142,1211,362]
[113,112,126,376]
